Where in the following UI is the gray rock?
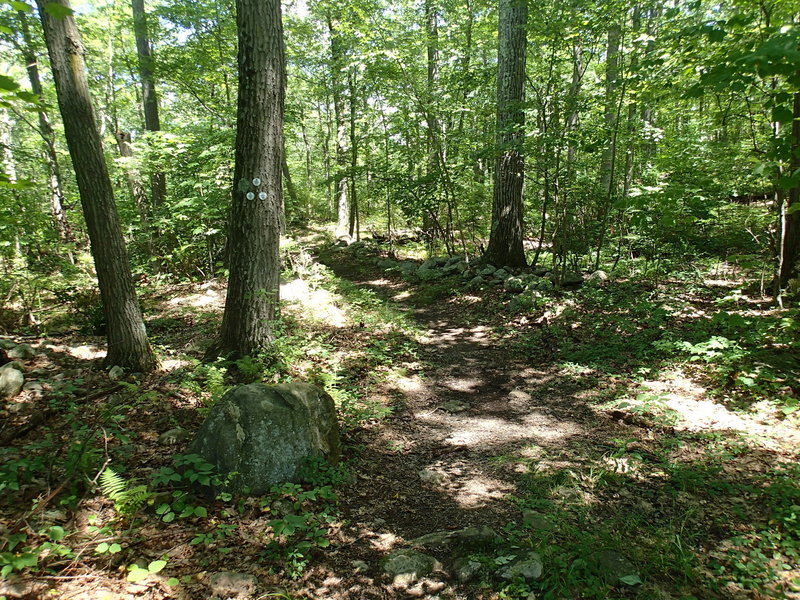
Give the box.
[0,340,15,350]
[445,256,462,267]
[494,268,510,280]
[22,381,44,396]
[479,265,497,276]
[467,276,484,289]
[434,256,449,266]
[504,277,526,293]
[8,344,35,360]
[378,259,397,269]
[107,365,125,380]
[444,261,468,275]
[522,510,554,532]
[420,259,438,271]
[587,270,609,285]
[352,560,369,573]
[158,428,192,445]
[397,261,418,275]
[453,557,483,583]
[383,549,440,586]
[188,383,341,495]
[411,526,498,551]
[441,400,468,413]
[497,552,544,582]
[418,267,444,281]
[208,571,257,598]
[532,279,554,292]
[590,550,640,585]
[418,469,446,485]
[532,267,549,277]
[0,362,24,399]
[562,271,584,286]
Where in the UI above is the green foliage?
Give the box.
[100,468,153,519]
[262,482,338,580]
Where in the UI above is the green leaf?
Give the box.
[127,566,148,583]
[47,526,66,541]
[0,75,20,92]
[162,511,175,523]
[0,25,13,34]
[95,542,109,553]
[193,506,207,518]
[167,577,180,586]
[620,573,642,585]
[772,105,795,125]
[148,559,167,573]
[43,2,73,18]
[9,1,32,12]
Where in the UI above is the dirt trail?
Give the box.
[309,258,628,598]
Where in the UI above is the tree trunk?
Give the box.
[210,0,285,359]
[327,14,349,239]
[485,0,527,268]
[36,0,156,372]
[17,10,74,257]
[778,88,800,287]
[131,0,166,209]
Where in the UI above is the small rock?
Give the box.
[531,267,549,277]
[496,552,544,581]
[108,365,125,380]
[441,400,468,413]
[0,340,15,350]
[0,580,45,598]
[0,362,24,399]
[352,560,369,573]
[208,571,257,598]
[410,531,453,550]
[467,276,484,289]
[158,428,192,445]
[504,277,526,293]
[418,267,444,281]
[561,271,584,286]
[383,549,440,586]
[522,510,554,532]
[479,265,497,276]
[371,517,387,527]
[453,557,483,582]
[494,268,510,280]
[420,259,438,270]
[8,344,35,360]
[590,550,639,585]
[419,469,446,485]
[22,381,44,395]
[586,270,609,285]
[532,279,554,292]
[508,389,532,403]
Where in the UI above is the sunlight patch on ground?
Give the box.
[280,278,347,327]
[417,413,581,447]
[421,460,513,508]
[167,286,224,309]
[160,358,191,371]
[65,344,106,360]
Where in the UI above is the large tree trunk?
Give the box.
[131,0,166,209]
[36,0,156,372]
[210,0,284,359]
[485,0,528,268]
[17,10,74,257]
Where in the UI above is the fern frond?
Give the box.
[100,467,153,517]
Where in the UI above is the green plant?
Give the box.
[100,468,153,518]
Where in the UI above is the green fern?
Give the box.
[100,468,152,517]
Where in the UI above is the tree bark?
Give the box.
[485,0,528,268]
[327,14,350,239]
[778,88,800,287]
[36,0,156,372]
[17,10,74,256]
[210,0,284,359]
[131,0,166,209]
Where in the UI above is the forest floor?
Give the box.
[1,230,799,600]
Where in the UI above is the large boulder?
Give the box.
[188,383,341,495]
[0,362,24,399]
